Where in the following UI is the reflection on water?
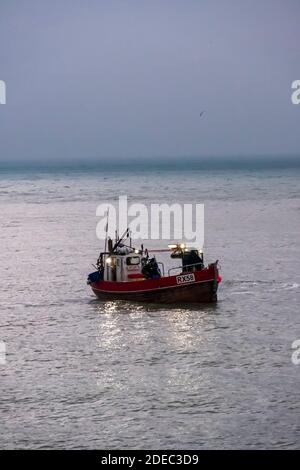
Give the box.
[93,300,221,400]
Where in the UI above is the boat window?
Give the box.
[126,256,140,266]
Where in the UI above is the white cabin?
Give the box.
[104,252,143,282]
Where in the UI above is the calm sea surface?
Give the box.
[0,167,300,449]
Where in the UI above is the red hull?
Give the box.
[90,263,219,304]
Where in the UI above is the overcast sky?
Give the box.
[0,0,299,164]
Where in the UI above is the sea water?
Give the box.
[0,165,300,449]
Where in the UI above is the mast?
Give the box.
[104,207,109,253]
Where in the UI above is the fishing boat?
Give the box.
[87,230,221,304]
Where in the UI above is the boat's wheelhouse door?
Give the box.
[116,256,124,282]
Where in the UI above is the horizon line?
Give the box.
[1,154,300,172]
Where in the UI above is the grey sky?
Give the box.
[0,0,299,163]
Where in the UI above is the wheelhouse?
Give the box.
[102,252,143,282]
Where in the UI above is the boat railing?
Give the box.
[168,262,204,277]
[157,262,165,276]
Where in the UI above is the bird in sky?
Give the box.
[199,111,205,118]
